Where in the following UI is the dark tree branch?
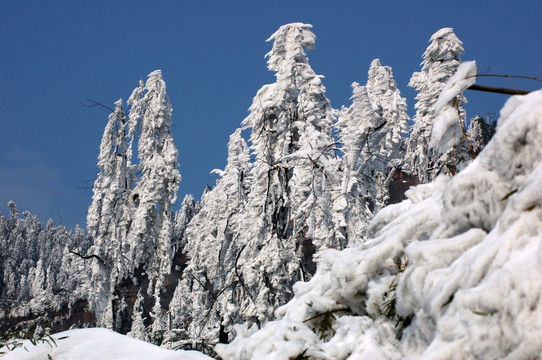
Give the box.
[80,97,116,113]
[464,72,540,95]
[234,245,256,305]
[374,120,388,132]
[69,250,105,264]
[468,73,542,83]
[467,84,530,96]
[302,307,350,323]
[187,271,217,300]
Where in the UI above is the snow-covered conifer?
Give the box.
[429,60,477,175]
[0,204,90,322]
[467,115,495,155]
[171,194,198,256]
[334,83,380,243]
[405,28,467,182]
[86,99,134,327]
[168,128,251,342]
[122,70,181,331]
[87,100,131,240]
[126,70,181,288]
[231,23,339,330]
[365,59,409,207]
[333,60,408,245]
[288,49,339,250]
[165,24,340,345]
[86,70,181,332]
[128,290,148,341]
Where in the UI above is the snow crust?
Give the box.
[216,89,542,359]
[1,328,212,360]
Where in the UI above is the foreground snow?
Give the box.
[216,90,542,359]
[1,328,212,360]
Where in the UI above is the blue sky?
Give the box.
[1,1,541,230]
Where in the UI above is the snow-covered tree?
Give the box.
[365,59,409,207]
[171,194,199,255]
[429,60,477,173]
[333,60,409,245]
[167,128,251,342]
[334,83,380,244]
[128,290,148,341]
[87,100,132,240]
[287,47,339,250]
[86,70,181,332]
[125,70,181,294]
[86,99,134,327]
[228,22,339,331]
[0,202,90,326]
[165,24,341,346]
[405,28,467,183]
[467,115,495,155]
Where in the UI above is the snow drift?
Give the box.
[216,90,542,359]
[1,328,212,360]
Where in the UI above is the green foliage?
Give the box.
[374,258,413,333]
[381,283,398,318]
[313,311,336,341]
[378,283,412,331]
[150,330,165,346]
[302,307,349,342]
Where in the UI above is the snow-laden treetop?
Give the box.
[265,23,315,73]
[423,27,464,65]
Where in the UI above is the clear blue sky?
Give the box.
[1,1,541,230]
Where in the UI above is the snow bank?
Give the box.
[216,89,542,359]
[1,328,212,360]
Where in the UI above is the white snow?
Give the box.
[216,89,542,359]
[0,328,212,360]
[405,27,466,183]
[430,60,477,154]
[433,60,477,114]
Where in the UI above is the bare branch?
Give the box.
[467,84,530,96]
[80,97,116,113]
[302,307,350,323]
[69,250,105,264]
[468,73,542,83]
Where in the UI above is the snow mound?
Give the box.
[1,328,212,360]
[216,89,542,359]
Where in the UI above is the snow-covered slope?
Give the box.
[1,328,212,360]
[216,90,542,359]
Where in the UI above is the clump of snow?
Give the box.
[216,89,542,359]
[430,60,477,154]
[1,328,212,360]
[433,61,477,114]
